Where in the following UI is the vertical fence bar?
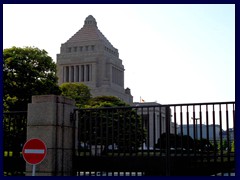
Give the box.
[141,107,144,157]
[77,110,81,157]
[134,107,138,175]
[206,105,210,163]
[71,111,76,175]
[212,104,217,164]
[159,106,162,157]
[225,103,232,176]
[89,110,93,156]
[153,107,156,156]
[226,104,230,175]
[180,106,183,156]
[111,109,114,156]
[100,110,103,157]
[219,104,223,171]
[226,104,230,161]
[135,107,138,156]
[186,105,190,158]
[147,107,150,156]
[117,109,120,157]
[129,108,132,155]
[199,105,203,163]
[232,103,235,176]
[165,106,171,176]
[192,105,197,157]
[174,106,177,157]
[83,110,87,156]
[94,110,97,156]
[123,109,126,156]
[106,110,109,156]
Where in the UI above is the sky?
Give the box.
[3,4,235,104]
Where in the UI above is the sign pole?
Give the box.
[32,164,36,176]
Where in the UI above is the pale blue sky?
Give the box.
[3,4,235,104]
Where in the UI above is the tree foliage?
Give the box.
[79,96,146,152]
[155,133,215,152]
[3,46,60,111]
[86,96,127,108]
[60,82,91,108]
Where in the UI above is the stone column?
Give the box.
[69,66,72,82]
[26,95,76,176]
[92,63,96,83]
[89,64,92,81]
[74,66,77,82]
[84,65,87,82]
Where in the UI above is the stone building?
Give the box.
[57,15,133,104]
[133,102,174,148]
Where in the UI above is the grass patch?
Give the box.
[4,151,13,157]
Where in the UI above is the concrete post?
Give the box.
[26,95,76,176]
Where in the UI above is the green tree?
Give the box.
[79,96,146,152]
[217,139,228,151]
[223,139,228,150]
[60,82,91,108]
[85,95,127,108]
[3,46,60,111]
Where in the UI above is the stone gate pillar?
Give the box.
[26,95,76,176]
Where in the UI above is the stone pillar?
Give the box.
[92,63,96,83]
[26,95,76,176]
[84,65,87,82]
[69,66,72,82]
[89,64,92,81]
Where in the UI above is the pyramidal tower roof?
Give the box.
[66,15,115,48]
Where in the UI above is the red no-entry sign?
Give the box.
[22,138,47,165]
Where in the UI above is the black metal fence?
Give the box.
[3,111,27,176]
[72,102,235,176]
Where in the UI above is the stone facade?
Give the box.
[133,102,174,148]
[26,95,76,176]
[57,15,133,104]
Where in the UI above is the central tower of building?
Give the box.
[57,15,133,104]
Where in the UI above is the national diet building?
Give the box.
[57,15,133,104]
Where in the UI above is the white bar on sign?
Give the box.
[24,149,45,154]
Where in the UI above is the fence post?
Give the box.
[165,106,171,176]
[26,95,76,176]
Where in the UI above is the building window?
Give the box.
[68,47,71,53]
[65,66,69,82]
[81,65,84,82]
[76,66,79,82]
[85,46,88,51]
[71,66,74,82]
[91,45,95,51]
[86,65,90,81]
[79,46,83,51]
[74,47,77,52]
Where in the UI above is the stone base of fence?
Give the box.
[25,95,76,176]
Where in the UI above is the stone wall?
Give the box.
[26,95,76,176]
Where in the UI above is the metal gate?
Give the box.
[72,102,235,176]
[3,111,27,176]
